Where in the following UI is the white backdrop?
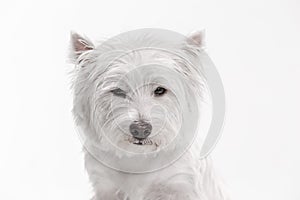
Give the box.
[0,0,299,199]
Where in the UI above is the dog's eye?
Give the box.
[111,88,126,98]
[154,87,167,96]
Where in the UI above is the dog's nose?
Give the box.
[129,121,152,139]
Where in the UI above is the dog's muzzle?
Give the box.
[129,120,152,141]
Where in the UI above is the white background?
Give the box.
[0,0,299,199]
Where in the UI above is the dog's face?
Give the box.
[70,31,204,154]
[94,55,186,153]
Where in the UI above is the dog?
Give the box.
[69,29,227,200]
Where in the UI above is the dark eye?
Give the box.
[154,87,167,96]
[111,88,126,98]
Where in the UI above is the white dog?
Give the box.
[69,29,227,200]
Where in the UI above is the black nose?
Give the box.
[129,121,152,140]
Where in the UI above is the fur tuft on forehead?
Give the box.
[70,31,206,85]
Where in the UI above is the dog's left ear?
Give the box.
[69,32,94,63]
[187,30,205,48]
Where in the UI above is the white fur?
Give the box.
[69,30,228,200]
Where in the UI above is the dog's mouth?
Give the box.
[129,137,153,145]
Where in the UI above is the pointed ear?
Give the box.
[69,32,94,62]
[187,30,205,48]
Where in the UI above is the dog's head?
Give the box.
[70,30,205,154]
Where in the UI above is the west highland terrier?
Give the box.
[69,28,227,200]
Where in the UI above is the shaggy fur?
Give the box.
[69,29,227,200]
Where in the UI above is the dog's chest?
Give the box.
[110,170,163,199]
[108,161,197,199]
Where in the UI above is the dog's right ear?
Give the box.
[69,32,94,63]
